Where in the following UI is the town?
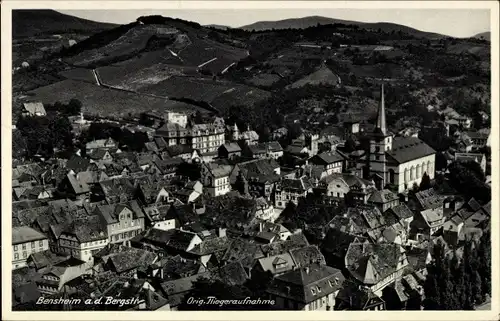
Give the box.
[11,10,491,312]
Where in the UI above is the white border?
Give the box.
[1,2,499,320]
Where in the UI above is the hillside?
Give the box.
[12,13,490,140]
[12,10,117,38]
[240,15,446,39]
[473,32,490,41]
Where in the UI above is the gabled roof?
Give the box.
[66,172,90,195]
[386,137,435,164]
[66,155,91,172]
[220,142,241,153]
[96,200,144,224]
[12,226,47,245]
[289,245,326,267]
[311,151,345,165]
[386,203,414,221]
[345,242,403,286]
[108,249,157,273]
[256,253,296,275]
[267,264,344,304]
[208,164,234,178]
[368,189,398,204]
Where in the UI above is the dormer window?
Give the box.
[311,288,316,295]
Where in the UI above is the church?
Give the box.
[362,85,436,193]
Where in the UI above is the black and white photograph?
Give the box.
[1,1,498,317]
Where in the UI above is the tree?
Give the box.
[447,161,490,203]
[138,113,154,127]
[67,98,83,115]
[419,172,432,190]
[477,229,491,300]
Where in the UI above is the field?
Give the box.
[98,63,199,91]
[288,66,341,89]
[348,62,406,79]
[58,68,97,84]
[27,79,209,118]
[246,73,281,87]
[137,75,270,111]
[65,25,179,67]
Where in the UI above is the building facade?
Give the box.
[12,226,49,270]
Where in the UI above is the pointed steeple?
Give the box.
[375,84,387,135]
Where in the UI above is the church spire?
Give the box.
[375,84,387,135]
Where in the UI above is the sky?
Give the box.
[58,8,491,38]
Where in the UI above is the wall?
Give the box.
[154,219,176,231]
[12,238,49,270]
[389,154,436,193]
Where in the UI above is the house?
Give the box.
[98,178,137,204]
[462,131,489,150]
[136,152,162,171]
[60,172,90,202]
[383,203,414,231]
[254,197,277,222]
[105,249,158,277]
[160,272,211,310]
[454,152,487,174]
[58,215,109,262]
[345,242,409,295]
[315,173,375,203]
[162,145,194,161]
[410,206,446,241]
[230,159,281,200]
[253,253,297,277]
[200,162,233,197]
[463,201,490,228]
[274,176,314,209]
[153,158,184,179]
[368,189,400,213]
[94,200,146,245]
[137,181,172,205]
[335,280,386,310]
[85,138,118,153]
[66,155,92,174]
[155,117,225,154]
[88,150,114,163]
[36,257,89,295]
[22,102,46,117]
[243,142,284,160]
[12,226,49,270]
[309,151,345,176]
[266,264,345,310]
[142,204,175,231]
[218,142,242,159]
[258,221,291,240]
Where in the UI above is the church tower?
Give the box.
[231,123,240,141]
[368,84,392,189]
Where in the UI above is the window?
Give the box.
[14,253,19,260]
[14,245,18,251]
[39,240,43,247]
[22,244,26,250]
[23,252,27,259]
[31,241,35,249]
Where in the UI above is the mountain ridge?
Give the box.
[13,9,117,38]
[239,15,448,39]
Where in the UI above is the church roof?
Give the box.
[386,137,435,164]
